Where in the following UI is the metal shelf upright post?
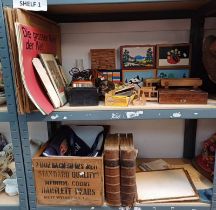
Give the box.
[0,1,29,210]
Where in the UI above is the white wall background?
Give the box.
[26,18,216,157]
[60,19,191,79]
[63,120,185,158]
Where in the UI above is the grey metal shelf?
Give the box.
[3,0,215,23]
[0,106,17,122]
[1,0,216,210]
[25,106,216,121]
[43,0,214,23]
[2,0,210,23]
[0,113,17,122]
[35,205,211,210]
[3,0,210,6]
[47,0,194,4]
[0,207,19,210]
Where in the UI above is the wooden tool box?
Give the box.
[159,78,208,104]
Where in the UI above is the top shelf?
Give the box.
[3,0,215,22]
[46,0,209,10]
[40,0,215,22]
[47,0,209,5]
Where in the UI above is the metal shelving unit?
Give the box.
[0,1,29,210]
[1,0,216,210]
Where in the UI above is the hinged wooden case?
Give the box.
[159,89,208,104]
[159,78,208,104]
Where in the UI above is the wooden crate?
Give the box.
[32,145,104,206]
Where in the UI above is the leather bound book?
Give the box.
[120,133,137,206]
[104,134,121,206]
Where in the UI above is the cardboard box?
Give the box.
[105,92,135,106]
[32,145,104,206]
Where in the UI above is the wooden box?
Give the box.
[159,89,208,104]
[32,145,104,206]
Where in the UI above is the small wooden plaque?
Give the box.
[91,49,116,70]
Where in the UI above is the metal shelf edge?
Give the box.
[3,0,198,6]
[0,112,17,122]
[47,0,192,6]
[36,205,211,210]
[24,108,216,121]
[0,206,20,210]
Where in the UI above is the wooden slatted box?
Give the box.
[32,145,104,206]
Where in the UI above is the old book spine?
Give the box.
[120,133,137,206]
[104,134,121,206]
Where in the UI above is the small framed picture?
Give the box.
[157,69,190,79]
[97,69,122,83]
[39,53,67,105]
[122,69,156,84]
[157,44,191,68]
[120,45,156,70]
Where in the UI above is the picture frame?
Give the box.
[157,69,190,79]
[120,45,156,70]
[157,44,191,69]
[39,53,67,106]
[122,69,156,84]
[97,69,122,83]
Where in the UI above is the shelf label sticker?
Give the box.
[13,0,47,11]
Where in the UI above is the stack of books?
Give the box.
[4,8,67,115]
[104,134,121,206]
[104,133,137,206]
[120,133,137,206]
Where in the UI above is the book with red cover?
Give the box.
[15,23,59,114]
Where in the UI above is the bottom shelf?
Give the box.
[0,191,19,206]
[33,159,213,210]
